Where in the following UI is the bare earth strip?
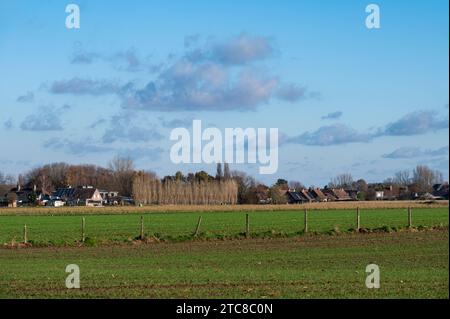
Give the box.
[0,200,448,216]
[0,229,448,298]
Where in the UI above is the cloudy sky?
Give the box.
[0,0,448,186]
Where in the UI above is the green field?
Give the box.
[0,208,448,298]
[0,208,448,245]
[0,229,448,298]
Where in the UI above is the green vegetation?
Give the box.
[0,230,447,298]
[0,208,447,246]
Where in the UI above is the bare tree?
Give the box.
[412,165,442,193]
[393,170,411,186]
[132,170,237,205]
[231,170,257,204]
[329,173,353,188]
[109,156,135,196]
[288,180,305,191]
[215,163,223,180]
[223,162,231,180]
[0,171,15,185]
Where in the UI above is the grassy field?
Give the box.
[0,229,447,298]
[0,200,447,216]
[0,206,448,298]
[0,207,448,246]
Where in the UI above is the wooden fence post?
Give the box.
[23,224,28,244]
[140,216,145,239]
[245,214,250,238]
[356,207,361,231]
[194,216,202,237]
[81,217,86,242]
[408,207,412,228]
[304,209,308,233]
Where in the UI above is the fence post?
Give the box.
[356,207,360,231]
[81,217,86,242]
[194,216,202,237]
[140,216,145,239]
[23,224,28,244]
[408,207,412,228]
[304,209,308,233]
[245,214,250,238]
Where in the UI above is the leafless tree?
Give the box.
[412,165,443,192]
[329,173,354,188]
[288,180,305,191]
[223,162,231,180]
[393,170,411,186]
[0,171,15,185]
[109,156,135,196]
[132,170,237,205]
[216,163,223,180]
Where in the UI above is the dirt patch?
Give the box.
[2,227,447,257]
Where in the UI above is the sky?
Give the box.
[0,0,448,186]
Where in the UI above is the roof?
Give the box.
[327,188,352,201]
[53,187,77,199]
[299,189,314,201]
[73,188,98,200]
[53,187,99,201]
[310,188,327,201]
[286,191,310,203]
[333,188,351,200]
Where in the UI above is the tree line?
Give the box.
[132,170,238,205]
[0,157,447,204]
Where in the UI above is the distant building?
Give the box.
[286,190,309,204]
[433,183,449,200]
[322,188,352,201]
[369,183,410,200]
[52,186,103,207]
[308,188,327,202]
[2,184,48,207]
[98,190,120,205]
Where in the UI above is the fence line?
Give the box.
[0,207,447,245]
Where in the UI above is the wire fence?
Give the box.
[0,207,448,245]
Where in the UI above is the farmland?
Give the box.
[0,229,448,298]
[0,206,447,246]
[0,200,447,216]
[0,204,448,298]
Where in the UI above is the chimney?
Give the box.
[33,184,37,192]
[17,184,21,191]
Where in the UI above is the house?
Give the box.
[299,189,314,202]
[3,184,47,207]
[375,190,384,200]
[345,189,359,200]
[322,188,352,201]
[309,188,327,202]
[254,184,271,204]
[369,184,408,200]
[433,183,449,200]
[286,190,310,204]
[381,185,400,200]
[52,186,103,207]
[333,188,352,201]
[98,189,120,205]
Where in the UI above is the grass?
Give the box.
[0,229,447,298]
[0,207,447,246]
[0,200,447,216]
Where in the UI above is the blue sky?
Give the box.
[0,0,448,186]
